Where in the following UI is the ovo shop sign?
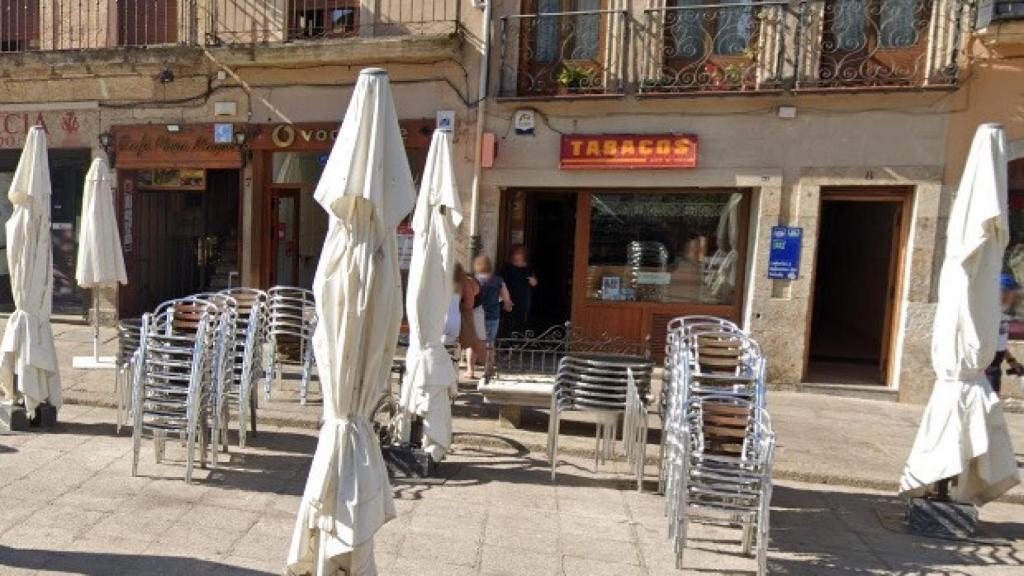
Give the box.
[560,134,698,170]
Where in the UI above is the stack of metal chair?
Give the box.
[115,318,144,434]
[547,353,655,486]
[661,316,775,576]
[219,288,270,448]
[131,297,223,483]
[194,292,241,453]
[265,286,317,404]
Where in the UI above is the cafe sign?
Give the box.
[112,124,242,170]
[560,134,698,170]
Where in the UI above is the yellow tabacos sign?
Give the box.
[560,134,698,170]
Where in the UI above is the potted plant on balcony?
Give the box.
[557,64,597,95]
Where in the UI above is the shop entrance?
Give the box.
[807,189,909,386]
[123,169,240,316]
[499,190,577,332]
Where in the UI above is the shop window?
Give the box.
[585,191,745,306]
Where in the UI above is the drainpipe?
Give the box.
[468,0,492,258]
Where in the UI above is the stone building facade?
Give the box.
[0,0,1016,402]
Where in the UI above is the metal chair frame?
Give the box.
[220,287,269,448]
[115,318,143,434]
[131,297,220,483]
[265,286,317,404]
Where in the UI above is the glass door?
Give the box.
[272,187,301,287]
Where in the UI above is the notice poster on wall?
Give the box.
[768,226,803,280]
[397,224,414,270]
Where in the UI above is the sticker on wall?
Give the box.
[214,123,235,144]
[514,110,535,135]
[436,110,455,133]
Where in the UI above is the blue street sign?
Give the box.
[768,226,803,281]
[214,123,234,144]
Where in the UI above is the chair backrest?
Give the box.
[267,286,316,340]
[117,318,144,364]
[220,287,268,321]
[685,394,773,463]
[555,353,655,412]
[152,297,220,337]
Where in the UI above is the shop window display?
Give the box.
[586,191,745,306]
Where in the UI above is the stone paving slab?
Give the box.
[1,405,1023,575]
[37,320,1024,504]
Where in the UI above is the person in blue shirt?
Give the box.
[987,273,1024,396]
[473,254,512,346]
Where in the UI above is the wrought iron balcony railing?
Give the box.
[794,0,965,90]
[640,1,790,95]
[994,0,1024,21]
[0,1,459,53]
[637,0,965,94]
[498,9,629,98]
[1,0,197,52]
[208,0,461,45]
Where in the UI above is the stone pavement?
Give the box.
[1,404,1023,576]
[39,321,1024,503]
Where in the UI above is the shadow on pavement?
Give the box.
[0,545,275,575]
[766,484,1024,575]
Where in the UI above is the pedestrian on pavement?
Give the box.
[987,273,1024,396]
[474,254,513,346]
[456,262,486,379]
[501,244,537,335]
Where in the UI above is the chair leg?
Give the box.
[249,388,258,437]
[131,409,142,477]
[550,412,561,482]
[239,385,249,449]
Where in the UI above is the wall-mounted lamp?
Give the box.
[158,68,175,84]
[98,131,115,165]
[234,131,247,146]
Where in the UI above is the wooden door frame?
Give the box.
[270,186,302,287]
[804,187,912,386]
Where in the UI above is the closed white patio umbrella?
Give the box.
[0,126,61,417]
[900,123,1020,505]
[287,69,415,576]
[398,129,463,461]
[73,157,127,368]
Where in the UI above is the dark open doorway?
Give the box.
[807,191,907,386]
[499,190,577,333]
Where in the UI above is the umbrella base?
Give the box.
[0,403,29,431]
[382,445,435,479]
[907,497,978,539]
[32,403,58,428]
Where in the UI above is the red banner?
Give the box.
[560,134,698,170]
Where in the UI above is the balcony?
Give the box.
[0,1,460,54]
[0,0,196,52]
[994,1,1024,21]
[639,1,790,94]
[207,0,461,45]
[497,8,629,99]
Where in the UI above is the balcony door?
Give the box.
[817,0,932,88]
[518,0,607,96]
[117,0,179,46]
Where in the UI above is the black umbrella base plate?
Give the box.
[907,497,978,539]
[382,445,435,479]
[1,403,58,431]
[0,404,28,431]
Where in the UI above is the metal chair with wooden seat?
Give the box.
[194,292,241,452]
[131,297,220,482]
[265,286,317,404]
[220,287,269,447]
[672,394,774,575]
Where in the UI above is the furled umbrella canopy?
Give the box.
[900,123,1020,505]
[398,129,463,460]
[0,126,61,415]
[76,157,126,288]
[74,157,127,365]
[287,69,416,576]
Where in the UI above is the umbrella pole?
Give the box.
[93,289,100,362]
